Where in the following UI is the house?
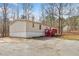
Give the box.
[63,25,71,32]
[9,19,50,38]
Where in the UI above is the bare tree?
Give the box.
[54,3,63,35]
[2,3,9,37]
[55,3,68,35]
[15,4,19,20]
[12,9,16,20]
[40,3,56,27]
[45,4,55,27]
[40,4,46,24]
[67,4,78,31]
[22,3,33,20]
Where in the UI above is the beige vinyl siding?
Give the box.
[26,21,50,32]
[26,21,45,37]
[26,21,43,32]
[10,21,27,37]
[10,21,26,33]
[9,20,49,38]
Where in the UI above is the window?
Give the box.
[39,25,41,30]
[32,23,34,27]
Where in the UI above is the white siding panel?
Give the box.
[10,21,26,37]
[26,32,45,37]
[10,21,46,38]
[10,32,45,38]
[10,21,26,33]
[10,32,26,37]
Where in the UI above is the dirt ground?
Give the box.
[0,37,79,56]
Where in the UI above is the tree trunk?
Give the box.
[2,3,9,37]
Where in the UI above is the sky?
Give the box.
[8,3,42,20]
[0,3,42,21]
[1,3,79,21]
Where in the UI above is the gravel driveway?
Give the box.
[0,37,79,56]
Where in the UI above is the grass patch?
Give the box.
[61,34,79,40]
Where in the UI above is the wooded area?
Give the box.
[0,3,79,37]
